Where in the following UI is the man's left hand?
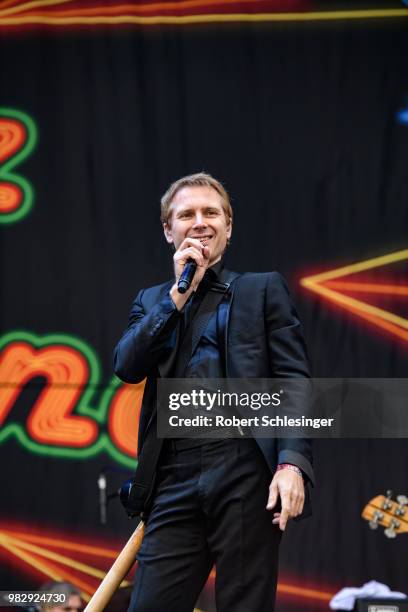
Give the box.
[266,469,304,531]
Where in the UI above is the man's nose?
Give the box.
[192,213,207,227]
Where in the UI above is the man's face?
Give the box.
[163,186,232,266]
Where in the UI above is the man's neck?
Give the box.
[208,257,224,278]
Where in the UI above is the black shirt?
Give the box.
[172,259,240,438]
[180,259,224,379]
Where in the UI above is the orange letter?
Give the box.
[0,342,98,447]
[0,117,25,213]
[108,381,145,457]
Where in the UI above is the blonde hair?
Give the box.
[160,172,233,226]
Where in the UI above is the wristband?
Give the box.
[276,463,303,478]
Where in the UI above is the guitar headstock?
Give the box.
[362,490,408,538]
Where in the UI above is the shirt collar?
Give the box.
[195,258,224,294]
[206,257,224,281]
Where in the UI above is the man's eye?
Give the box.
[206,210,218,216]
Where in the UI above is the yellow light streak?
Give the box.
[0,531,338,603]
[0,537,64,580]
[300,249,408,342]
[1,532,130,585]
[0,0,275,18]
[347,307,408,342]
[302,282,408,329]
[0,0,29,10]
[0,9,407,26]
[0,0,73,17]
[0,535,92,599]
[301,249,408,285]
[1,0,303,18]
[324,281,408,296]
[278,582,333,601]
[2,530,118,558]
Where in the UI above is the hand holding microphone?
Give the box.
[170,238,210,310]
[177,259,197,293]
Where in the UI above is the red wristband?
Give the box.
[276,463,303,478]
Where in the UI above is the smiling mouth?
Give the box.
[191,235,213,244]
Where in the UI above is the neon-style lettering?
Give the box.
[108,382,143,457]
[0,331,138,468]
[0,342,97,447]
[0,108,37,224]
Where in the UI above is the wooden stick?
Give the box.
[84,521,145,612]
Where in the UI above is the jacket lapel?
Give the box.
[219,268,240,377]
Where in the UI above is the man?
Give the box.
[38,582,83,612]
[114,173,313,612]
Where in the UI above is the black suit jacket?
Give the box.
[114,270,314,513]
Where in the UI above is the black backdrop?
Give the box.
[1,9,408,611]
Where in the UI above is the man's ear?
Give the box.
[163,222,174,244]
[226,218,232,240]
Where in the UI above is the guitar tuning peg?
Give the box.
[384,526,397,539]
[395,496,407,517]
[384,518,400,539]
[383,491,393,510]
[369,509,383,530]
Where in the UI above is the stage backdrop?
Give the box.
[1,1,408,610]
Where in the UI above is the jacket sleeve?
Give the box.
[113,289,181,384]
[265,272,314,485]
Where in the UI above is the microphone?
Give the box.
[98,472,107,525]
[178,259,197,293]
